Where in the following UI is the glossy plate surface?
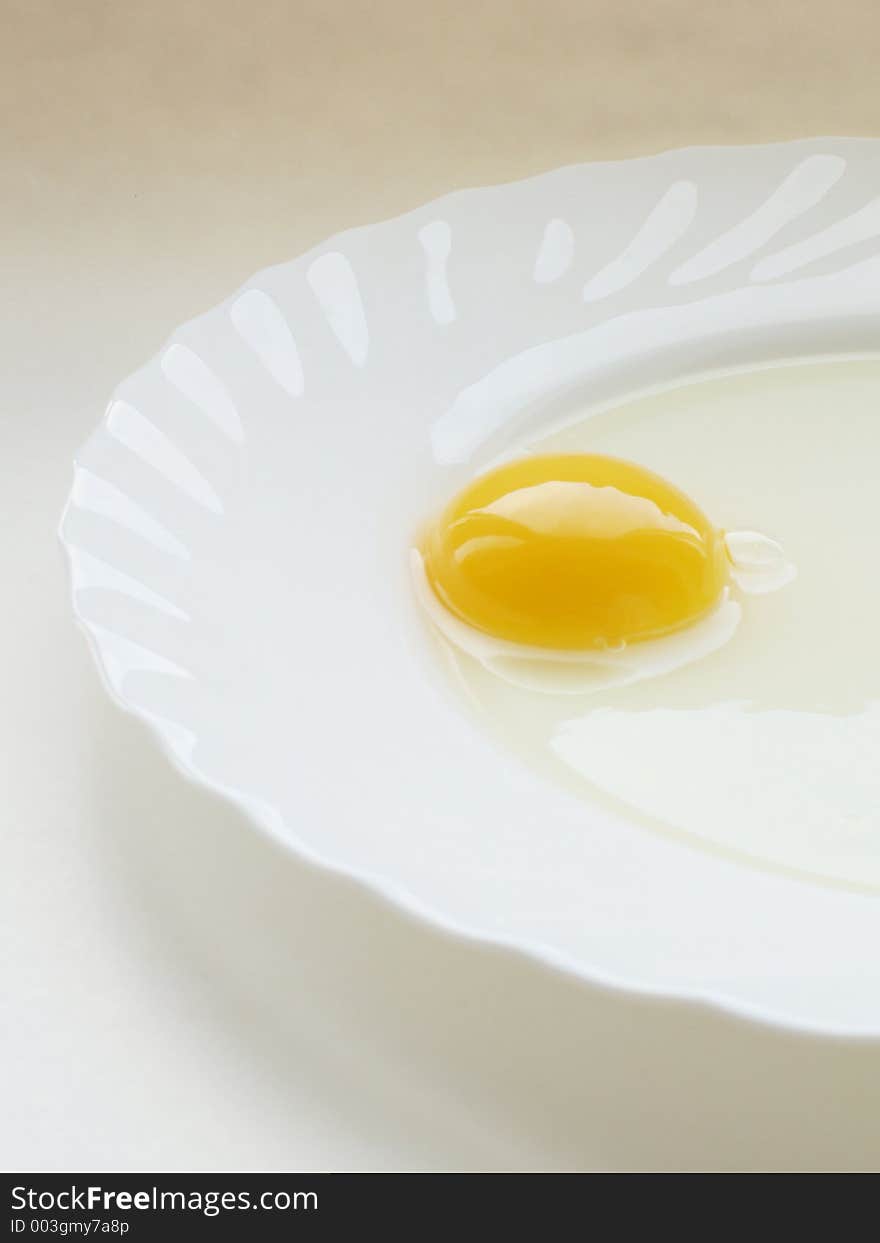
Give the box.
[61,139,880,1034]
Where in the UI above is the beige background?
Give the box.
[3,0,880,1171]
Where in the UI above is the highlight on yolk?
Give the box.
[419,453,730,651]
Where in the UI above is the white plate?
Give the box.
[61,139,880,1035]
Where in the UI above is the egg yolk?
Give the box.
[420,453,730,651]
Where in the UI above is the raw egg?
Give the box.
[421,452,728,649]
[415,451,793,694]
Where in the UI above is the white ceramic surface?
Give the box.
[61,139,880,1035]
